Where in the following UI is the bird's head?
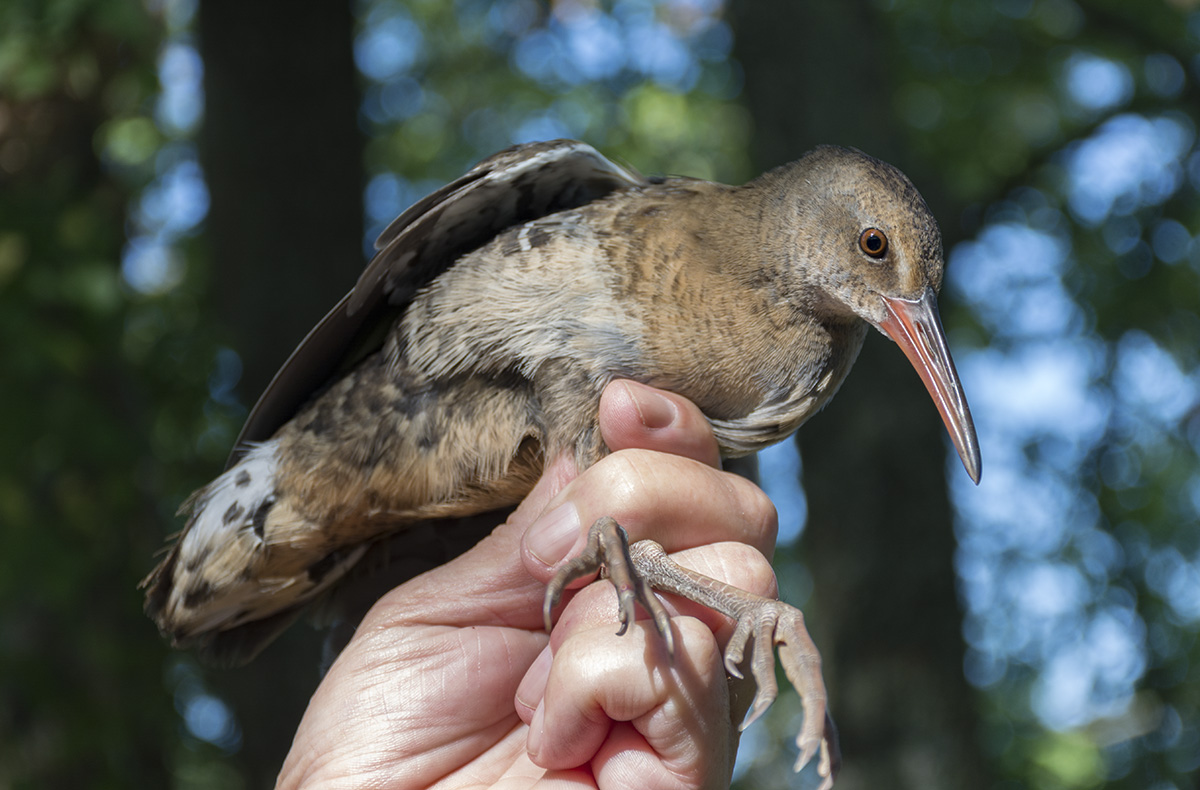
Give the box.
[765,145,981,484]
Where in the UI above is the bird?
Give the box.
[143,139,981,787]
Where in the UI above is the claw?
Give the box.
[723,616,752,679]
[542,516,675,657]
[721,601,838,784]
[795,711,840,790]
[743,615,781,729]
[553,525,839,785]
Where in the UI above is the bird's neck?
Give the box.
[649,184,872,453]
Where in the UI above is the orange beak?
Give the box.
[877,288,982,484]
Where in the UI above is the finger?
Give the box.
[518,542,776,734]
[515,644,554,723]
[511,379,720,531]
[528,617,734,786]
[364,448,579,632]
[522,451,778,580]
[553,542,779,646]
[599,380,721,469]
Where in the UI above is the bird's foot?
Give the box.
[722,596,840,787]
[543,515,675,656]
[543,520,839,785]
[624,539,840,787]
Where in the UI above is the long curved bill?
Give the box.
[878,289,982,484]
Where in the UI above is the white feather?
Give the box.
[183,440,280,548]
[160,440,367,639]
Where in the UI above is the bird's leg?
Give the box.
[542,519,839,787]
[543,516,676,656]
[625,539,839,787]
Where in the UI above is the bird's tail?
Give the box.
[141,440,367,666]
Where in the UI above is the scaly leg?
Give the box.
[543,516,675,656]
[543,517,840,788]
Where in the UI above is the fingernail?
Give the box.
[527,503,581,565]
[515,645,552,714]
[622,380,677,430]
[527,701,546,759]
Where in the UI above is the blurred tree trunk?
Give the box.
[730,2,991,788]
[200,0,365,399]
[197,1,364,783]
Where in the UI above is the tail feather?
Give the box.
[142,439,367,662]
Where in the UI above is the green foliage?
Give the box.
[876,1,1200,787]
[5,0,1198,787]
[0,1,236,786]
[357,0,750,197]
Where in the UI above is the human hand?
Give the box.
[276,380,781,789]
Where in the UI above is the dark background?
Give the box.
[1,0,1197,787]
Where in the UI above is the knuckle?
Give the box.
[727,473,779,542]
[592,449,651,494]
[673,616,722,673]
[722,543,779,598]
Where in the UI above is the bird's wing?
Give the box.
[229,139,645,466]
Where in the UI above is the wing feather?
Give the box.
[229,139,644,465]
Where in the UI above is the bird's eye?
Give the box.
[859,228,888,259]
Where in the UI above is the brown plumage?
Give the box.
[143,140,981,786]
